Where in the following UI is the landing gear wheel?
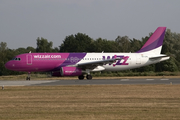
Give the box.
[86,75,92,80]
[26,77,30,81]
[26,72,31,81]
[78,75,84,80]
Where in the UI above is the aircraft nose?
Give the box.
[5,61,15,70]
[5,61,10,69]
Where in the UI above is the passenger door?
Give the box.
[26,54,32,65]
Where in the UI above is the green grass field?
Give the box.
[0,85,180,120]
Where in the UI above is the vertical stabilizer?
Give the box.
[137,27,166,54]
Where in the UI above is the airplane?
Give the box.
[5,27,170,80]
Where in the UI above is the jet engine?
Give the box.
[51,67,83,77]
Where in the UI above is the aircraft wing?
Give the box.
[72,57,122,70]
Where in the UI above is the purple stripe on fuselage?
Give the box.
[60,53,87,66]
[137,27,166,53]
[52,53,87,71]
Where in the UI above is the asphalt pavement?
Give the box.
[0,78,179,86]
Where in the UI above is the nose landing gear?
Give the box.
[26,72,31,80]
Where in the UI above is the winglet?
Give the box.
[137,27,166,54]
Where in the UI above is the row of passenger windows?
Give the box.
[34,58,104,61]
[13,58,21,61]
[13,58,129,61]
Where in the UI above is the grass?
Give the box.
[0,85,180,120]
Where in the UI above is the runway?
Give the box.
[0,78,180,86]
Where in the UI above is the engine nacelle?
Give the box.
[61,67,83,76]
[51,67,83,77]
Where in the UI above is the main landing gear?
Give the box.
[26,72,31,81]
[78,75,84,80]
[78,74,92,80]
[86,75,92,80]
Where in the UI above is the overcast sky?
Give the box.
[1,0,180,49]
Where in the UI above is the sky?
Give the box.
[1,0,180,49]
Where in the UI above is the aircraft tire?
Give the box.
[26,77,30,81]
[78,75,84,80]
[86,75,92,80]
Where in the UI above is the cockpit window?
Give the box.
[12,58,21,61]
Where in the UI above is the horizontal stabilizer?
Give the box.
[149,55,170,61]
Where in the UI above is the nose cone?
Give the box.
[5,61,10,69]
[5,61,15,70]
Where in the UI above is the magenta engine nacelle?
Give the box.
[52,67,83,77]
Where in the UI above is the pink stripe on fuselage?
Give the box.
[14,53,70,72]
[31,53,69,71]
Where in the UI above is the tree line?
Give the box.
[0,28,180,76]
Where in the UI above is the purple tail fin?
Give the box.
[137,27,166,54]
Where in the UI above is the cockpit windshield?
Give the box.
[12,58,21,61]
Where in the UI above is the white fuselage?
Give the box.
[76,53,169,72]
